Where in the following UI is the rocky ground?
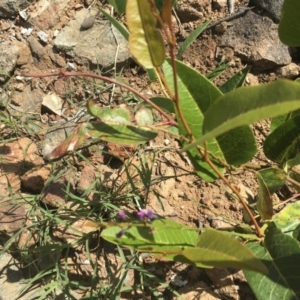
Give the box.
[0,0,298,299]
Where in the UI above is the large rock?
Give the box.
[54,8,130,70]
[27,0,72,30]
[0,0,30,18]
[221,10,291,71]
[0,41,31,82]
[251,0,284,23]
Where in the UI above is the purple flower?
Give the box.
[137,209,156,220]
[118,210,127,220]
[116,229,126,238]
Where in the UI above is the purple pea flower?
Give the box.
[137,209,156,220]
[118,210,127,220]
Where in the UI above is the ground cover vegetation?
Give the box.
[1,0,300,299]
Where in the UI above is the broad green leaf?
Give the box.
[134,107,154,126]
[244,223,300,300]
[257,168,287,194]
[45,121,157,160]
[87,100,131,124]
[177,21,210,60]
[264,114,300,164]
[284,153,300,171]
[86,122,157,144]
[101,219,266,272]
[163,60,256,181]
[271,109,300,132]
[183,229,267,273]
[148,97,175,114]
[256,171,273,220]
[273,202,300,235]
[293,224,300,242]
[215,126,256,165]
[147,68,157,81]
[100,8,129,40]
[163,59,223,181]
[107,0,126,14]
[101,219,210,267]
[184,80,300,150]
[127,0,165,68]
[220,66,251,94]
[278,0,300,47]
[289,170,300,192]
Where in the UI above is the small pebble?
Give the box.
[66,62,75,71]
[37,31,49,43]
[53,29,59,37]
[19,9,28,20]
[21,28,33,36]
[80,15,97,31]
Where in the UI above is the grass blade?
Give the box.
[177,21,210,60]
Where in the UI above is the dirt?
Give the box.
[0,0,297,299]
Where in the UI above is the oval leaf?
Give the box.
[135,106,154,126]
[45,121,157,160]
[256,171,273,220]
[184,80,300,150]
[264,114,300,164]
[273,201,300,235]
[278,0,300,47]
[183,229,267,273]
[101,219,210,268]
[244,223,300,300]
[163,60,256,181]
[127,0,165,68]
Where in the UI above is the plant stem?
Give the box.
[198,146,263,237]
[158,5,262,237]
[22,71,177,127]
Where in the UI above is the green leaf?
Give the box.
[87,100,131,124]
[45,121,157,160]
[273,202,300,236]
[257,168,287,194]
[163,60,256,181]
[270,110,300,132]
[148,97,175,114]
[264,114,300,164]
[289,170,300,192]
[278,0,300,47]
[101,219,267,272]
[284,153,300,171]
[127,0,165,68]
[101,219,209,267]
[184,80,300,150]
[244,223,300,300]
[206,61,229,81]
[256,171,273,220]
[134,106,154,126]
[220,66,251,94]
[107,0,127,14]
[183,229,267,273]
[177,21,210,60]
[86,122,157,144]
[163,59,223,181]
[100,8,129,40]
[293,224,300,242]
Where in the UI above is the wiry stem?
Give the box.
[22,71,177,127]
[156,4,262,237]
